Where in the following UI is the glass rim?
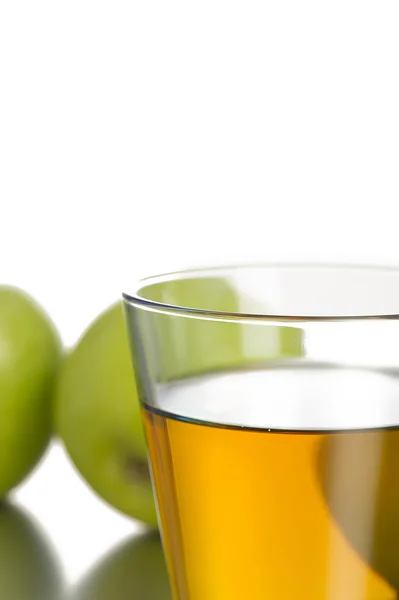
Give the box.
[122,263,399,323]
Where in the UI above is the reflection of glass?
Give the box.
[0,502,63,599]
[73,533,171,600]
[124,265,399,600]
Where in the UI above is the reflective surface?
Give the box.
[4,442,167,599]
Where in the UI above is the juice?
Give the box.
[143,365,399,600]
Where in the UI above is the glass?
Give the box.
[123,264,399,600]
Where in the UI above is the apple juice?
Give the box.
[143,365,399,600]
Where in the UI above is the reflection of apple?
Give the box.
[0,503,63,598]
[74,533,172,600]
[318,429,399,591]
[0,287,62,497]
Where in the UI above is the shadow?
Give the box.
[73,532,172,600]
[0,501,64,599]
[318,428,399,591]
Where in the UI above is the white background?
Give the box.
[1,0,399,594]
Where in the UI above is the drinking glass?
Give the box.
[123,265,399,600]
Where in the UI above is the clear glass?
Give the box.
[123,264,399,600]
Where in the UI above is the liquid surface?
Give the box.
[156,364,399,430]
[143,366,399,600]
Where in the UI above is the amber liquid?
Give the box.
[143,365,399,600]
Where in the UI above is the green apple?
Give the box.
[0,286,62,496]
[55,303,157,526]
[0,503,63,598]
[55,279,302,526]
[74,533,172,600]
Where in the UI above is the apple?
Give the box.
[73,533,172,600]
[0,287,62,497]
[55,303,157,526]
[55,278,302,526]
[0,502,63,598]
